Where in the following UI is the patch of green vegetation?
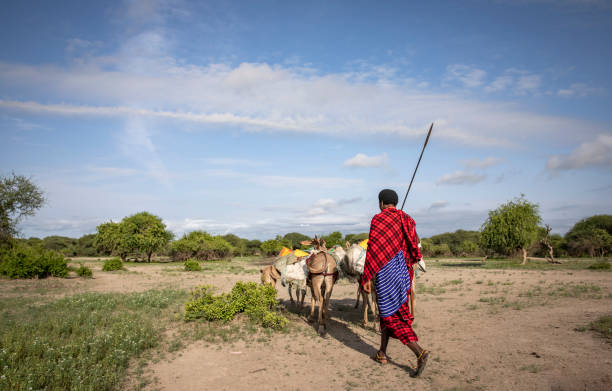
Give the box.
[416,283,447,295]
[479,296,506,305]
[184,282,289,330]
[519,364,540,373]
[102,257,124,271]
[76,263,93,278]
[549,283,602,298]
[590,315,612,339]
[441,279,463,286]
[0,289,186,391]
[431,257,612,271]
[184,259,202,271]
[588,260,611,270]
[0,244,68,278]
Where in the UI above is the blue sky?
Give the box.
[1,0,611,240]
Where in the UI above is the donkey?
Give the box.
[260,257,309,311]
[301,236,338,333]
[342,243,378,327]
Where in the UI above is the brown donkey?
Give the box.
[301,237,338,333]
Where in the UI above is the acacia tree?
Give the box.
[122,212,173,262]
[564,215,612,257]
[0,173,45,245]
[94,212,172,262]
[94,221,131,261]
[479,195,541,265]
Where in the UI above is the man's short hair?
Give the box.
[378,189,398,206]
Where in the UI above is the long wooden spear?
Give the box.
[400,122,434,211]
[399,122,433,315]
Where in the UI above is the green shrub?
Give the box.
[184,282,288,330]
[588,260,611,270]
[76,263,93,278]
[184,259,202,271]
[0,244,68,278]
[102,257,123,271]
[590,315,612,338]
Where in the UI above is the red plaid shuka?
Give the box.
[361,207,422,343]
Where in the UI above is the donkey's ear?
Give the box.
[320,239,326,248]
[345,241,351,250]
[300,240,312,246]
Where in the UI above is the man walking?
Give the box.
[362,189,430,377]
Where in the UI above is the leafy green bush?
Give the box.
[184,259,202,271]
[170,230,234,261]
[588,260,611,270]
[0,244,68,278]
[260,239,282,256]
[76,263,93,278]
[102,257,123,271]
[184,282,288,330]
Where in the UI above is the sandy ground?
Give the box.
[2,258,611,390]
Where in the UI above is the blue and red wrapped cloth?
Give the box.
[361,207,422,343]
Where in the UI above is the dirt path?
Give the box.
[2,259,611,390]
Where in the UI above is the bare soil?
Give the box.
[2,258,611,390]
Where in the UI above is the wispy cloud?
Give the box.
[557,83,606,97]
[445,64,487,88]
[436,171,486,185]
[0,57,602,149]
[248,175,362,188]
[428,201,449,211]
[306,197,362,216]
[463,157,504,169]
[119,117,172,187]
[205,157,265,166]
[547,134,612,171]
[344,153,388,168]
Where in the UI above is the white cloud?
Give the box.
[436,171,486,185]
[547,134,612,171]
[515,73,541,95]
[119,117,172,187]
[482,68,542,95]
[463,157,504,169]
[306,197,362,216]
[445,64,487,88]
[0,57,604,149]
[344,153,388,168]
[428,201,449,211]
[557,83,606,97]
[87,166,141,177]
[484,75,513,92]
[205,157,264,166]
[247,175,362,188]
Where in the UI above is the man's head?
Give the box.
[378,189,398,210]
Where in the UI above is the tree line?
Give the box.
[1,174,610,268]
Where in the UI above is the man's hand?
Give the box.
[363,280,372,293]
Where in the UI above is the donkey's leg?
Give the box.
[308,282,317,322]
[322,277,336,331]
[363,287,370,326]
[298,287,306,311]
[314,278,324,332]
[354,284,361,308]
[288,284,295,305]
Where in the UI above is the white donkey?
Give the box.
[260,253,309,311]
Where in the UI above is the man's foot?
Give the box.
[411,350,430,377]
[373,350,388,364]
